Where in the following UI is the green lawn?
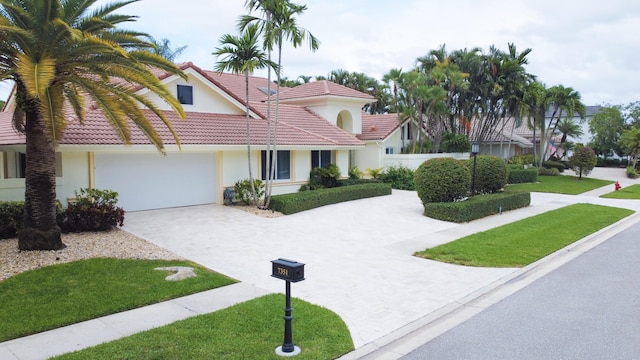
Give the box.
[600,184,640,199]
[52,294,354,360]
[415,204,634,267]
[0,258,236,342]
[507,175,613,194]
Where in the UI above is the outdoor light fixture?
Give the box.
[471,141,479,196]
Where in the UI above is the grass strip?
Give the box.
[0,258,235,342]
[415,204,634,267]
[53,294,354,360]
[507,175,613,194]
[600,184,640,199]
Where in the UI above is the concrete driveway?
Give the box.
[123,167,640,348]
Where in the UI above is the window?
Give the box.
[311,150,332,169]
[2,152,62,178]
[385,147,394,154]
[177,85,193,105]
[261,150,290,180]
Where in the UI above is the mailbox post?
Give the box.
[271,258,305,356]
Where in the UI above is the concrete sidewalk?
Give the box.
[2,167,638,360]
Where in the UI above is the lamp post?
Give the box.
[471,141,479,196]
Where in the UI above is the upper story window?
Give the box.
[177,85,193,105]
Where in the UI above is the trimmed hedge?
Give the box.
[508,168,538,184]
[415,158,470,204]
[423,191,531,223]
[269,183,392,215]
[466,155,507,194]
[542,160,565,172]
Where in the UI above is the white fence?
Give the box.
[383,153,471,170]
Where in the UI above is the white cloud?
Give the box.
[1,0,638,106]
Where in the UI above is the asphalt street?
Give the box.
[403,221,640,360]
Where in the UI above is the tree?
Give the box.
[213,24,277,206]
[240,0,319,207]
[149,37,188,62]
[0,0,186,250]
[569,145,597,179]
[620,127,640,169]
[539,85,586,164]
[554,118,583,159]
[589,105,625,160]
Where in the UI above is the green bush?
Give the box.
[59,188,124,232]
[309,164,341,189]
[378,166,415,190]
[542,160,565,172]
[508,168,538,184]
[337,178,380,187]
[440,131,471,153]
[0,201,24,239]
[348,166,363,179]
[467,155,507,194]
[508,153,534,165]
[538,167,560,176]
[414,158,470,204]
[423,191,531,223]
[234,178,265,205]
[626,166,637,178]
[269,183,392,215]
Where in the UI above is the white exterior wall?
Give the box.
[142,70,244,115]
[335,150,351,176]
[306,100,363,135]
[221,150,259,189]
[295,151,311,182]
[58,152,91,204]
[354,143,383,174]
[383,153,471,170]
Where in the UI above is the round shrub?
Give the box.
[467,155,507,194]
[414,158,470,204]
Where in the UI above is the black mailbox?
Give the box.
[271,258,305,282]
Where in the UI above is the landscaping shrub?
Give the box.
[626,166,637,178]
[542,160,565,172]
[507,153,534,166]
[234,178,265,205]
[570,145,597,179]
[309,164,341,189]
[423,191,531,223]
[508,168,538,184]
[466,155,507,194]
[337,178,379,187]
[0,201,24,239]
[378,166,415,190]
[348,166,363,179]
[59,188,124,232]
[269,183,392,215]
[538,167,560,176]
[440,131,471,153]
[414,158,470,204]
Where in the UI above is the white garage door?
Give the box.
[95,152,218,211]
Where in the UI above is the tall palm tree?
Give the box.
[149,37,188,62]
[554,118,583,159]
[240,0,319,207]
[0,0,186,250]
[213,24,277,205]
[540,85,586,164]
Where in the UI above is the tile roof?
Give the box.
[358,114,402,141]
[277,80,376,101]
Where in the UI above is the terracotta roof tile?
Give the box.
[277,80,375,101]
[358,114,401,141]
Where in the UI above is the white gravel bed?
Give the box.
[0,229,183,281]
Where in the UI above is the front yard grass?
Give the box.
[415,204,633,267]
[0,258,236,342]
[52,294,354,360]
[507,175,613,194]
[600,184,640,199]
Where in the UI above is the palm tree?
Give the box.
[540,85,586,164]
[149,37,188,62]
[240,0,319,207]
[0,0,186,250]
[554,118,584,159]
[213,24,277,205]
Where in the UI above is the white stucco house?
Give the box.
[0,62,391,211]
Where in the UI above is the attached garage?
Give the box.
[94,152,218,211]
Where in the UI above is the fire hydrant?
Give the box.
[615,181,621,191]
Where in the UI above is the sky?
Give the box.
[1,0,639,107]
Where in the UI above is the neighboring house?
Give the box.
[0,62,378,211]
[479,105,601,160]
[355,113,408,171]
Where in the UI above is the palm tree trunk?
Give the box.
[245,72,258,205]
[264,41,283,208]
[18,107,64,251]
